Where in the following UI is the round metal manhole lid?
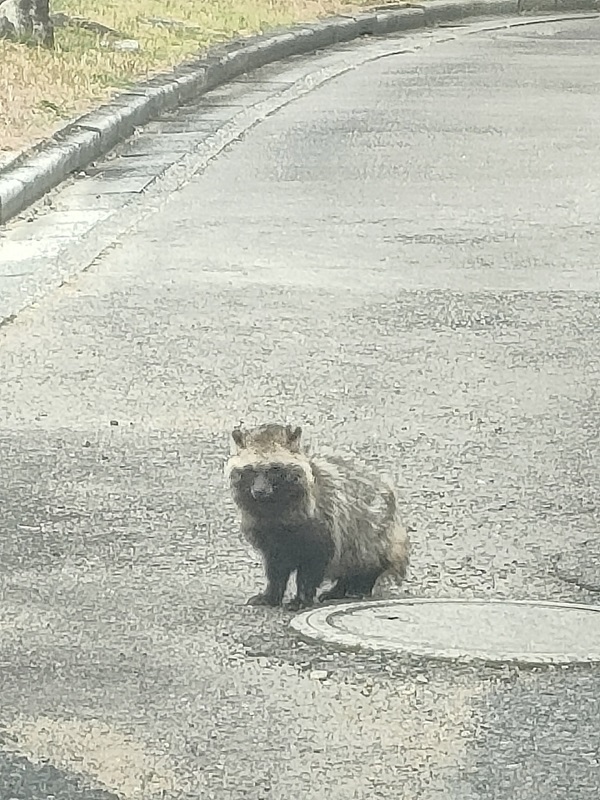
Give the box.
[289,598,600,665]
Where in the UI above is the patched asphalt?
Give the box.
[0,13,599,800]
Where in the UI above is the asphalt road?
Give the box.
[1,12,600,800]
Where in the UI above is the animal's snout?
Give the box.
[250,473,274,500]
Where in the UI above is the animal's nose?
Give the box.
[250,474,273,499]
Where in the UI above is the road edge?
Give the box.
[0,0,599,225]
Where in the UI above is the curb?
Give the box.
[1,0,599,226]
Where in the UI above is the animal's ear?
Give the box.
[232,428,246,448]
[286,425,302,446]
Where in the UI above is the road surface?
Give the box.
[0,12,599,800]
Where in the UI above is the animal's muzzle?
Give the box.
[250,474,274,500]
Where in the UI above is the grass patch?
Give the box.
[0,0,379,159]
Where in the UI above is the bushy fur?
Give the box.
[225,423,410,609]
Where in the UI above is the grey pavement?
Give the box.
[1,12,600,800]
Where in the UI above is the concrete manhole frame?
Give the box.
[289,598,600,666]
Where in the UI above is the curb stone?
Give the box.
[0,0,599,225]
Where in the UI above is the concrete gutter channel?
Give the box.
[0,0,598,229]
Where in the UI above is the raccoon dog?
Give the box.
[225,423,410,609]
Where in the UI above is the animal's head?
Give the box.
[225,424,314,516]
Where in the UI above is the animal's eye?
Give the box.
[231,468,253,485]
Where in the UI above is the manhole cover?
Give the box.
[289,598,600,665]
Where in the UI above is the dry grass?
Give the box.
[0,0,379,161]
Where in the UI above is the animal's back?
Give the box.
[309,453,408,580]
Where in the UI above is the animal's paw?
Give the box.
[318,589,345,603]
[285,597,314,612]
[246,593,281,607]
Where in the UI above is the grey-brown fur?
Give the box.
[225,423,410,609]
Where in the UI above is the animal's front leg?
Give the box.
[288,557,328,611]
[247,551,291,607]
